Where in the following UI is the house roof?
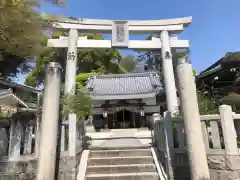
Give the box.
[0,79,42,94]
[85,72,163,100]
[196,52,240,80]
[0,89,29,108]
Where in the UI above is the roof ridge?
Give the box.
[90,72,158,78]
[85,71,163,100]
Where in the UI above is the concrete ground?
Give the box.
[86,128,152,147]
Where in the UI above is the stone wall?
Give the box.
[0,158,36,180]
[0,154,81,180]
[171,153,240,180]
[208,154,240,180]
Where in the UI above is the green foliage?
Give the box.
[24,30,137,118]
[0,0,56,79]
[221,93,240,113]
[76,72,100,89]
[192,69,196,76]
[197,91,218,115]
[0,0,46,57]
[0,53,32,80]
[24,32,124,87]
[118,55,136,73]
[24,31,138,87]
[61,89,92,119]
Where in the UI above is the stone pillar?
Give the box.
[68,114,77,155]
[0,128,8,156]
[160,30,178,115]
[65,29,78,157]
[23,125,33,154]
[60,125,65,152]
[8,120,23,161]
[36,62,61,180]
[219,105,238,155]
[176,58,210,180]
[65,30,78,93]
[35,92,42,157]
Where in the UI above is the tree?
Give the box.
[197,91,218,115]
[221,93,240,113]
[118,55,136,73]
[62,89,92,119]
[0,0,46,57]
[0,0,50,80]
[24,31,138,87]
[24,31,134,118]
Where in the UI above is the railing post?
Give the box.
[69,113,77,156]
[219,105,238,155]
[0,128,8,156]
[23,125,33,154]
[163,112,175,180]
[60,125,66,152]
[8,120,23,161]
[152,113,174,179]
[35,92,42,157]
[36,62,61,180]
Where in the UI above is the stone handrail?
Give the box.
[153,105,240,180]
[0,117,87,162]
[153,112,174,179]
[60,118,86,155]
[155,105,240,156]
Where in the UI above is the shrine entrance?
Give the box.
[103,106,147,129]
[115,109,133,129]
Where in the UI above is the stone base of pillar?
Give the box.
[58,155,80,180]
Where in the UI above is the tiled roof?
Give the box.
[0,89,29,108]
[85,72,163,100]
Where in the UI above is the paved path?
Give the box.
[86,128,152,147]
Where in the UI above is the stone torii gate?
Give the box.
[48,16,192,114]
[37,16,211,180]
[47,16,192,157]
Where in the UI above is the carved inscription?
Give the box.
[67,52,76,61]
[165,51,172,59]
[112,21,129,47]
[116,23,125,43]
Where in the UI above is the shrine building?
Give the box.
[85,72,164,129]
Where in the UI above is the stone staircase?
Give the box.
[85,146,160,180]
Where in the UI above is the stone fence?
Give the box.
[0,115,86,180]
[153,105,240,180]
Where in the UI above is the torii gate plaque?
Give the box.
[112,21,129,48]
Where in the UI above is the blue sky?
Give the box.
[17,0,240,82]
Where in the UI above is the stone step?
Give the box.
[89,144,151,151]
[85,172,159,180]
[90,149,151,158]
[86,164,157,175]
[87,156,154,166]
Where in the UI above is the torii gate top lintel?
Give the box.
[54,16,192,27]
[51,16,192,35]
[48,16,192,50]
